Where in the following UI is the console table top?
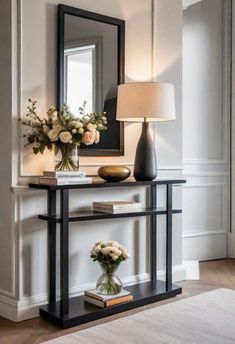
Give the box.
[29,177,186,190]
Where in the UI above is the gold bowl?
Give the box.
[98,165,131,182]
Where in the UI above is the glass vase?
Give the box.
[96,262,122,295]
[54,145,79,171]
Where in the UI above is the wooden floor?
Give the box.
[1,259,235,344]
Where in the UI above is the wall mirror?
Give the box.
[58,5,125,156]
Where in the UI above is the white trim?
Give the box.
[183,230,227,238]
[0,265,186,322]
[183,182,227,188]
[183,172,230,177]
[184,159,228,164]
[228,232,235,258]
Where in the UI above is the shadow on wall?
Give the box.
[22,244,32,297]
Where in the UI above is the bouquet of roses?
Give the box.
[91,241,129,295]
[91,240,129,266]
[20,99,107,170]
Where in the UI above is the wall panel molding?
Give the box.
[183,182,227,240]
[183,0,231,165]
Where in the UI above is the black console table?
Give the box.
[29,178,186,328]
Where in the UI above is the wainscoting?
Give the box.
[182,0,231,260]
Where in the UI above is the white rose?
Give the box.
[82,131,95,145]
[59,131,72,143]
[107,241,119,248]
[92,245,101,254]
[101,247,111,255]
[78,128,84,134]
[47,129,59,142]
[94,131,100,144]
[95,241,103,246]
[111,254,119,261]
[77,122,83,128]
[122,250,129,259]
[72,129,77,134]
[110,247,122,257]
[87,123,96,132]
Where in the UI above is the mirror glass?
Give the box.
[58,6,125,156]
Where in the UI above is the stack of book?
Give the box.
[39,171,92,185]
[84,289,133,308]
[93,201,142,214]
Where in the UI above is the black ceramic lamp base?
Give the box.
[134,122,157,181]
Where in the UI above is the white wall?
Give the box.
[0,0,184,321]
[182,0,231,260]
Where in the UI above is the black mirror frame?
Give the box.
[57,4,125,156]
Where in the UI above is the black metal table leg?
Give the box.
[166,184,173,291]
[48,190,57,303]
[150,185,157,281]
[60,189,69,316]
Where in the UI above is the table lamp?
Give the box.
[116,82,176,181]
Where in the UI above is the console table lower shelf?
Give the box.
[40,280,182,329]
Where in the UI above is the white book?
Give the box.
[84,288,130,301]
[93,201,142,210]
[43,171,86,178]
[39,177,92,185]
[93,207,142,214]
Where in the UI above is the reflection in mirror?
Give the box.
[65,45,94,114]
[58,6,125,155]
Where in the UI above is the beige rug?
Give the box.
[43,288,235,344]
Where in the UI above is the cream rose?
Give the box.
[110,247,122,257]
[87,123,96,132]
[47,129,59,142]
[82,131,95,145]
[78,128,84,134]
[101,247,111,255]
[122,250,129,259]
[92,245,101,254]
[59,131,72,143]
[111,254,119,261]
[94,131,100,144]
[107,241,119,248]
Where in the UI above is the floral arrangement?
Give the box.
[91,241,129,295]
[20,99,107,170]
[91,240,129,263]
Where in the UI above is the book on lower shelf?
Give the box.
[84,289,133,308]
[39,176,92,185]
[93,201,142,214]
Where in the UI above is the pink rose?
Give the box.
[86,123,96,132]
[82,131,95,145]
[94,131,100,144]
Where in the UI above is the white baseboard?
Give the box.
[0,265,186,322]
[183,260,200,280]
[228,232,235,258]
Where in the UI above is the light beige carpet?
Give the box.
[43,288,235,344]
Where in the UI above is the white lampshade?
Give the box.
[116,82,176,122]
